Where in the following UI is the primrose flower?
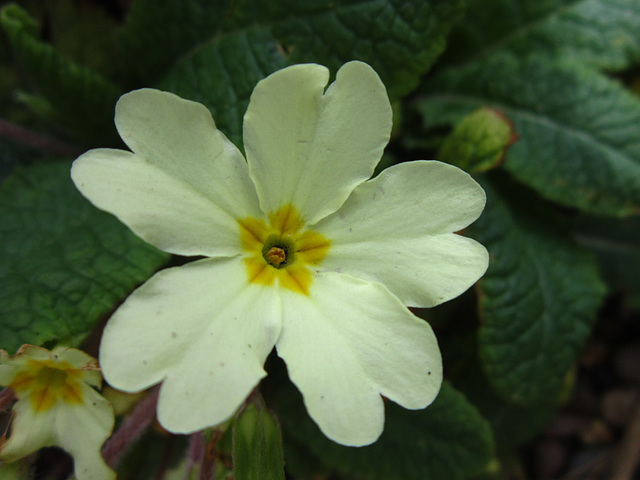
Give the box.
[0,345,115,480]
[71,61,488,446]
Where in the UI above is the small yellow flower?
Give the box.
[0,345,115,480]
[71,61,488,446]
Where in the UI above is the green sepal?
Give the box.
[232,401,286,480]
[438,108,516,173]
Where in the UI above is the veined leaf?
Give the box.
[0,161,168,353]
[159,27,288,148]
[418,54,640,217]
[279,381,494,480]
[121,0,466,142]
[443,0,640,71]
[117,0,232,84]
[123,0,465,97]
[468,175,606,406]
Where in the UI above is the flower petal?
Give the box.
[0,399,56,461]
[99,257,282,433]
[244,61,392,224]
[71,89,261,257]
[0,350,19,385]
[55,384,115,480]
[314,161,489,307]
[276,272,442,446]
[54,347,102,388]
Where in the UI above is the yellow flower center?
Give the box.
[9,358,84,412]
[238,204,331,295]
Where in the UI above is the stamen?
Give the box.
[265,246,287,267]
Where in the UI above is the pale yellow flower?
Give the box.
[0,345,115,480]
[71,61,488,446]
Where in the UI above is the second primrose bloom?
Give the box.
[71,61,488,446]
[0,346,115,480]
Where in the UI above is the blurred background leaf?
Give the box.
[572,215,640,310]
[1,3,122,145]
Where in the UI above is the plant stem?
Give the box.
[102,385,160,467]
[0,118,81,157]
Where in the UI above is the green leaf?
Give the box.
[270,0,466,98]
[278,381,494,480]
[438,108,515,173]
[467,175,606,406]
[124,0,465,96]
[122,0,466,142]
[22,0,120,75]
[573,214,640,310]
[0,4,121,145]
[453,359,557,447]
[418,54,640,216]
[233,403,286,480]
[0,161,168,353]
[159,27,288,149]
[6,0,120,75]
[444,0,640,71]
[117,0,231,85]
[0,138,43,181]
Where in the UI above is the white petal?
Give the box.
[0,352,18,385]
[72,89,261,257]
[0,346,63,387]
[55,384,115,480]
[99,258,282,433]
[244,61,392,224]
[54,347,102,388]
[0,400,56,461]
[54,347,95,368]
[276,272,441,446]
[314,161,489,307]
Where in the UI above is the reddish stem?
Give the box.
[0,388,15,412]
[101,386,160,467]
[0,117,82,157]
